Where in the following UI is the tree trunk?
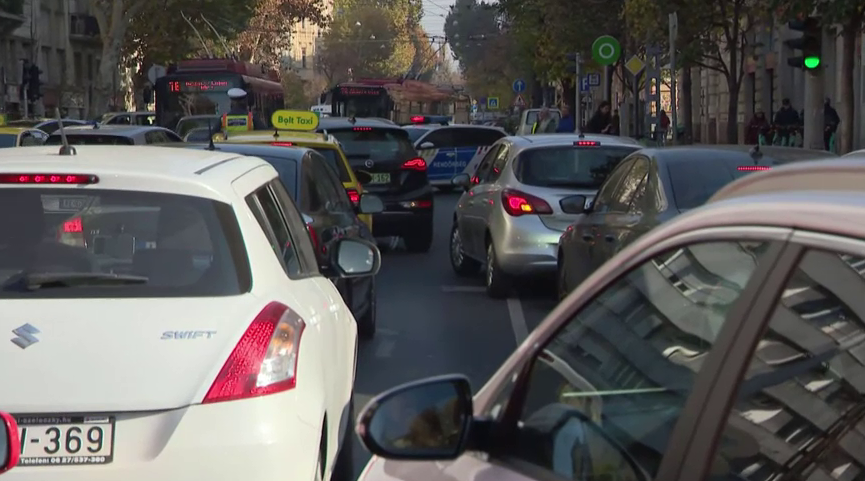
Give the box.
[838,17,859,154]
[681,66,693,143]
[89,0,147,116]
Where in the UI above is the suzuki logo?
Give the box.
[11,324,40,349]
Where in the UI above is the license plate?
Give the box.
[15,415,114,466]
[370,173,390,184]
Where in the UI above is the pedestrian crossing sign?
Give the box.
[487,97,499,110]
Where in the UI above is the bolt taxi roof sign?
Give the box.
[271,110,320,131]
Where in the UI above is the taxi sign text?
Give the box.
[271,110,319,131]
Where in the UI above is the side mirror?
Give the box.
[358,193,384,214]
[0,412,20,474]
[354,171,372,184]
[356,375,474,460]
[560,194,589,214]
[419,141,435,149]
[451,173,471,188]
[331,238,381,278]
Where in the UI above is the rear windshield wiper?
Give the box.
[2,272,149,291]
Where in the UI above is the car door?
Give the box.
[417,128,458,184]
[382,229,790,481]
[463,143,509,258]
[309,152,360,254]
[457,144,501,259]
[595,156,651,261]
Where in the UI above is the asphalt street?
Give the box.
[349,191,559,478]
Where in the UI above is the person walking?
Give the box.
[824,98,840,152]
[556,104,576,133]
[531,106,557,134]
[656,110,670,145]
[745,111,771,145]
[584,101,612,134]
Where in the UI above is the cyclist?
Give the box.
[772,98,800,146]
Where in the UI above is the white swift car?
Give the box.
[0,145,377,481]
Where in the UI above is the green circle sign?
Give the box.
[592,35,621,66]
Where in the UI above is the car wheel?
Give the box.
[404,225,433,253]
[450,223,480,276]
[330,397,355,481]
[357,278,376,339]
[485,242,511,298]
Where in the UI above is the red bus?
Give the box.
[155,59,284,131]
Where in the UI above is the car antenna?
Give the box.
[55,108,76,156]
[273,128,279,140]
[206,117,216,151]
[749,144,763,164]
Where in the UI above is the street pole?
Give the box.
[603,65,610,102]
[574,52,581,132]
[804,70,824,150]
[669,13,678,142]
[23,86,28,118]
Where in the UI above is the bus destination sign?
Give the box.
[168,79,234,93]
[339,87,383,96]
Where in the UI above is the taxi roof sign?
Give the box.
[271,109,319,131]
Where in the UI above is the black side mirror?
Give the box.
[356,375,474,460]
[0,411,20,474]
[560,194,589,214]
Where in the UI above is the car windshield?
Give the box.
[176,117,218,137]
[0,134,17,148]
[515,145,638,188]
[184,128,213,142]
[403,127,428,143]
[45,134,135,145]
[311,147,351,182]
[0,188,249,298]
[669,157,777,210]
[328,128,416,162]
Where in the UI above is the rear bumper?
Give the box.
[492,214,562,276]
[371,188,434,237]
[6,393,322,481]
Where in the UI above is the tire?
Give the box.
[330,397,355,481]
[450,223,480,276]
[404,224,433,253]
[357,278,376,340]
[485,241,511,298]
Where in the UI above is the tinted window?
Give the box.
[668,158,759,210]
[329,128,416,162]
[45,134,135,146]
[515,146,638,189]
[257,156,298,198]
[249,187,301,276]
[0,134,18,148]
[0,188,248,298]
[512,240,773,479]
[452,128,505,147]
[404,127,429,143]
[309,153,351,212]
[311,147,351,182]
[184,128,213,142]
[176,118,218,137]
[525,110,561,125]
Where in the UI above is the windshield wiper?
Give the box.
[2,272,149,291]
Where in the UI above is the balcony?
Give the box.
[70,13,99,43]
[0,0,25,36]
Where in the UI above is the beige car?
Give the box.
[355,157,865,481]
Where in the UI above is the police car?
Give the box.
[403,118,506,190]
[0,144,377,481]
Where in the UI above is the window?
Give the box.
[311,147,352,182]
[308,153,351,213]
[514,146,638,189]
[257,156,299,197]
[19,132,39,146]
[0,188,249,298]
[419,128,455,149]
[474,145,501,181]
[268,179,316,274]
[45,134,134,145]
[712,247,865,481]
[451,128,505,147]
[404,127,429,143]
[486,145,510,183]
[592,158,634,213]
[328,128,416,163]
[509,240,773,480]
[247,187,301,276]
[301,47,307,69]
[607,158,649,212]
[0,134,19,148]
[668,157,763,210]
[300,161,325,213]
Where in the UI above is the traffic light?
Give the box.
[27,64,42,101]
[785,16,822,70]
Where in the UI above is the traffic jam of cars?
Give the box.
[1,109,863,481]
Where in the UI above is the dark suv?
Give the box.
[317,117,433,252]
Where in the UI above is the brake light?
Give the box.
[574,140,599,147]
[471,176,480,184]
[501,189,553,216]
[0,174,98,184]
[402,158,426,171]
[353,127,372,131]
[271,142,294,146]
[738,166,771,171]
[203,302,304,404]
[346,188,360,205]
[0,412,20,474]
[63,217,82,233]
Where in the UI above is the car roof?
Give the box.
[183,142,312,161]
[316,117,401,130]
[504,133,642,153]
[221,130,337,146]
[709,157,865,203]
[48,125,172,136]
[0,127,30,134]
[0,145,271,202]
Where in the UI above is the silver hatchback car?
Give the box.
[448,133,641,297]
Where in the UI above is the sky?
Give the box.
[420,0,452,40]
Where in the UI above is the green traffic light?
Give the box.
[804,56,821,69]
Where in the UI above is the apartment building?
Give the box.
[283,0,333,81]
[0,0,104,119]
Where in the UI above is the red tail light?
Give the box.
[203,302,305,404]
[0,412,20,474]
[346,188,360,205]
[0,174,98,184]
[271,142,294,147]
[353,127,372,131]
[471,176,480,184]
[62,217,83,233]
[501,189,553,216]
[737,166,771,171]
[402,158,426,171]
[574,140,600,147]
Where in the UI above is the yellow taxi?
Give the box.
[216,112,373,230]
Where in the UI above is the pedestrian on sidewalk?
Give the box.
[584,101,612,134]
[656,110,670,145]
[745,111,770,145]
[556,104,576,133]
[772,98,800,146]
[824,98,840,152]
[531,106,556,134]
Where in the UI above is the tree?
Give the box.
[625,0,766,143]
[232,0,327,68]
[90,0,149,115]
[409,25,439,80]
[281,71,308,108]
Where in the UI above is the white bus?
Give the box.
[310,104,331,117]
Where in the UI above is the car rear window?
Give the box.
[257,157,299,197]
[0,188,250,298]
[515,145,638,189]
[311,147,351,182]
[668,157,773,210]
[45,135,135,145]
[0,134,17,148]
[328,128,416,163]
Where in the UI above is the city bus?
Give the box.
[154,58,284,131]
[321,80,397,119]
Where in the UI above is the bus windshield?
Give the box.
[332,86,391,118]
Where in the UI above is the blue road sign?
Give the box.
[487,97,500,109]
[580,77,590,93]
[588,73,601,87]
[478,96,487,106]
[512,79,526,93]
